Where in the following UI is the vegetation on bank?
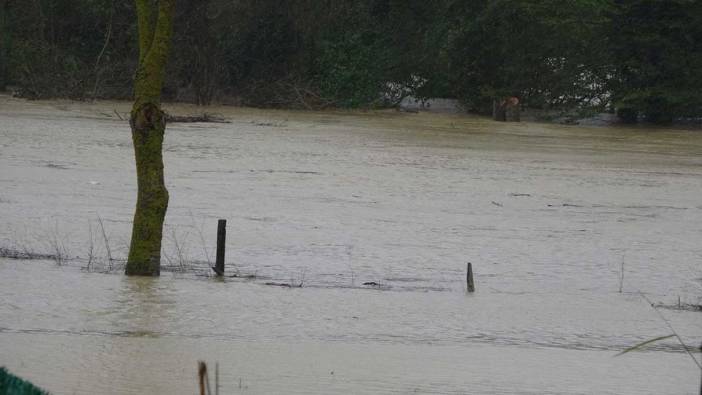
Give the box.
[0,367,50,395]
[1,0,701,123]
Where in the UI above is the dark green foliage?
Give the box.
[0,0,151,99]
[446,0,611,113]
[2,0,136,99]
[609,0,702,123]
[0,1,9,90]
[0,367,50,395]
[316,33,384,107]
[2,0,701,119]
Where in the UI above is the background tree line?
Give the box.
[1,0,701,123]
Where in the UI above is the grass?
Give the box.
[45,220,68,266]
[96,214,113,269]
[163,225,191,272]
[617,291,702,372]
[0,367,50,394]
[0,216,227,274]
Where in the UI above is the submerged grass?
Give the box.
[615,334,676,357]
[617,291,702,372]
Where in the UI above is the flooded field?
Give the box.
[1,95,701,394]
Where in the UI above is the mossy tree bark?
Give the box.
[126,0,175,276]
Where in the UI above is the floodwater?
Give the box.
[0,95,700,394]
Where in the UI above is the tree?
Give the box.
[125,0,175,276]
[447,0,611,114]
[609,0,702,123]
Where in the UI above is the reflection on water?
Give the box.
[1,261,699,394]
[0,96,700,394]
[111,277,177,338]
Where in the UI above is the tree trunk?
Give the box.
[126,0,175,276]
[126,103,168,275]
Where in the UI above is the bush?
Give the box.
[314,33,385,108]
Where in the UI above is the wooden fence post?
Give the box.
[214,219,226,276]
[466,262,475,292]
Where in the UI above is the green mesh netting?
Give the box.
[0,368,50,395]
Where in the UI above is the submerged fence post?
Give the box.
[214,219,226,276]
[466,262,475,292]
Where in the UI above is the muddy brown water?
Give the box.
[0,95,701,394]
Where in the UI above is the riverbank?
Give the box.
[7,92,702,130]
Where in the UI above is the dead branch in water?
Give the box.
[0,246,55,260]
[86,221,95,271]
[165,113,229,123]
[96,214,113,270]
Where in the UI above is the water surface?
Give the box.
[0,96,700,394]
